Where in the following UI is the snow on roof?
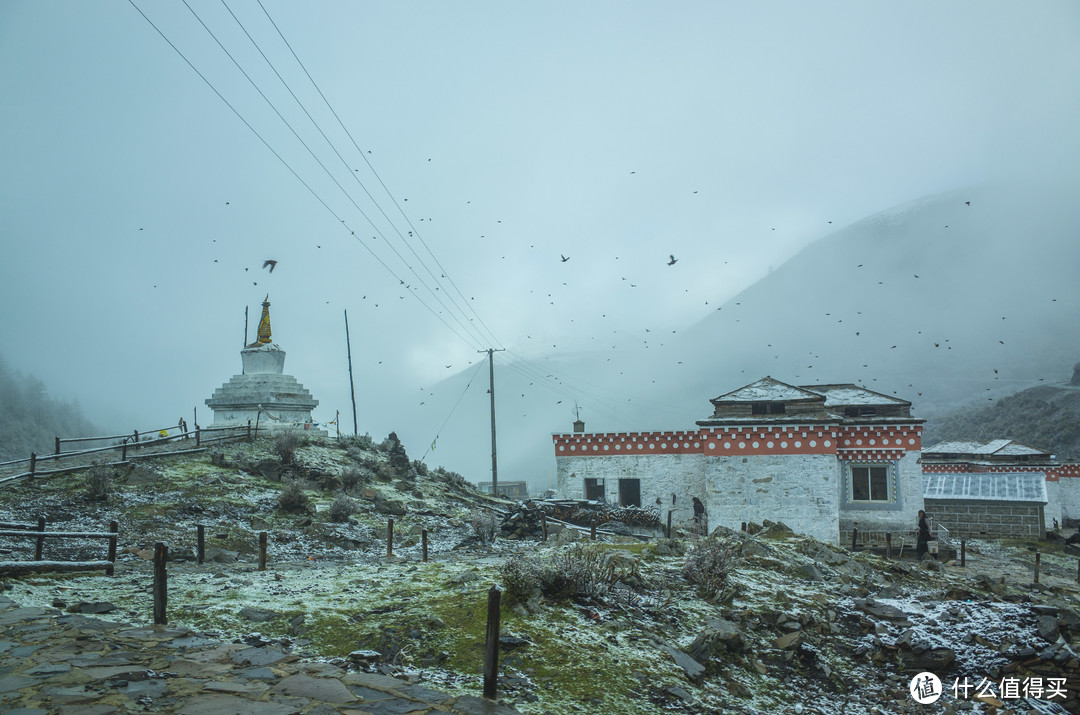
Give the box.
[924,472,1047,503]
[799,384,910,407]
[923,439,1049,457]
[711,377,822,403]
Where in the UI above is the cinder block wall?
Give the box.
[924,499,1045,539]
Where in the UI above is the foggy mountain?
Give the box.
[923,381,1080,461]
[387,181,1080,491]
[0,355,98,462]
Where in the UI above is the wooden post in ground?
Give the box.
[541,513,548,542]
[667,511,673,539]
[590,523,596,541]
[1034,551,1041,584]
[121,441,127,461]
[195,427,200,447]
[134,430,139,449]
[153,542,168,625]
[247,419,252,442]
[483,586,502,700]
[29,452,36,477]
[422,529,428,562]
[387,518,394,557]
[885,532,892,559]
[106,520,118,576]
[741,521,747,532]
[197,524,205,565]
[258,532,267,571]
[960,539,966,567]
[34,516,46,560]
[851,527,858,550]
[55,436,60,455]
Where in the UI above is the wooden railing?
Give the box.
[0,421,254,485]
[0,517,119,576]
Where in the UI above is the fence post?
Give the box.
[153,542,168,625]
[195,427,200,447]
[885,532,892,559]
[247,419,252,442]
[960,539,966,568]
[106,520,119,576]
[197,524,205,565]
[29,452,36,477]
[387,518,394,558]
[422,529,429,562]
[122,440,128,461]
[541,513,548,542]
[134,430,139,449]
[590,523,596,541]
[55,436,60,455]
[34,516,46,561]
[483,586,502,700]
[1034,551,1041,584]
[741,521,747,532]
[258,531,267,571]
[851,527,858,550]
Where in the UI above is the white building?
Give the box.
[205,297,319,430]
[553,377,925,545]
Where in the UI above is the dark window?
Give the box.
[619,479,641,507]
[769,402,786,414]
[851,465,889,501]
[584,478,605,501]
[752,402,768,415]
[845,406,876,417]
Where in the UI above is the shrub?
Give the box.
[541,544,616,601]
[340,465,369,491]
[469,509,497,546]
[277,479,310,513]
[500,554,543,606]
[327,495,357,523]
[411,459,429,477]
[343,433,375,451]
[84,463,112,502]
[273,432,301,464]
[682,537,737,600]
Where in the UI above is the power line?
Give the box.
[419,358,487,463]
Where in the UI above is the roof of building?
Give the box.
[923,472,1048,503]
[798,384,911,407]
[922,439,1050,458]
[710,377,821,404]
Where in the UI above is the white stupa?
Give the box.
[205,296,318,428]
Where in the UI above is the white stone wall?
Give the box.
[1045,480,1063,529]
[703,453,840,544]
[1055,477,1080,526]
[839,451,924,536]
[555,453,704,526]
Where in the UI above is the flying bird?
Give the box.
[965,201,970,206]
[668,255,678,266]
[263,260,278,273]
[560,255,570,263]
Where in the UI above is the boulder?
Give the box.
[239,607,279,623]
[68,601,117,614]
[797,563,824,581]
[204,547,239,563]
[687,618,746,662]
[773,631,803,650]
[658,644,705,683]
[1037,614,1061,642]
[374,493,407,516]
[741,540,773,559]
[256,460,281,482]
[654,539,686,557]
[897,647,955,672]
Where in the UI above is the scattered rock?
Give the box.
[238,607,279,623]
[654,539,685,557]
[204,548,239,564]
[897,647,955,672]
[1037,614,1061,642]
[687,618,746,662]
[448,567,481,585]
[68,601,117,614]
[773,631,803,650]
[797,563,824,581]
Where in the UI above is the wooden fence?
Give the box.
[0,421,254,486]
[0,517,118,576]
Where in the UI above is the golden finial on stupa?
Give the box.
[255,295,272,344]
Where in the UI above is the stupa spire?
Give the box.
[255,295,272,345]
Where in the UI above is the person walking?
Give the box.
[916,509,932,559]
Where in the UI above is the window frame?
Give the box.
[848,462,893,503]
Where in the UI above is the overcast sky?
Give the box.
[2,1,1078,468]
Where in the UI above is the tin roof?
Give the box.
[924,472,1047,503]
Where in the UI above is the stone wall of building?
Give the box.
[703,453,839,544]
[555,453,704,526]
[839,451,925,536]
[1045,480,1063,529]
[924,499,1045,539]
[1058,477,1080,527]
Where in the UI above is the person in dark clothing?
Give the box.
[916,509,932,558]
[692,497,706,523]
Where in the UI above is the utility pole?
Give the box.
[345,310,358,436]
[479,348,506,496]
[242,306,249,374]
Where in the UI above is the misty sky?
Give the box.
[2,1,1079,480]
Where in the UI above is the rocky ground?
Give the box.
[0,434,1078,714]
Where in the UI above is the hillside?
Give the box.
[0,354,97,461]
[1,435,1079,713]
[392,180,1080,490]
[923,382,1080,460]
